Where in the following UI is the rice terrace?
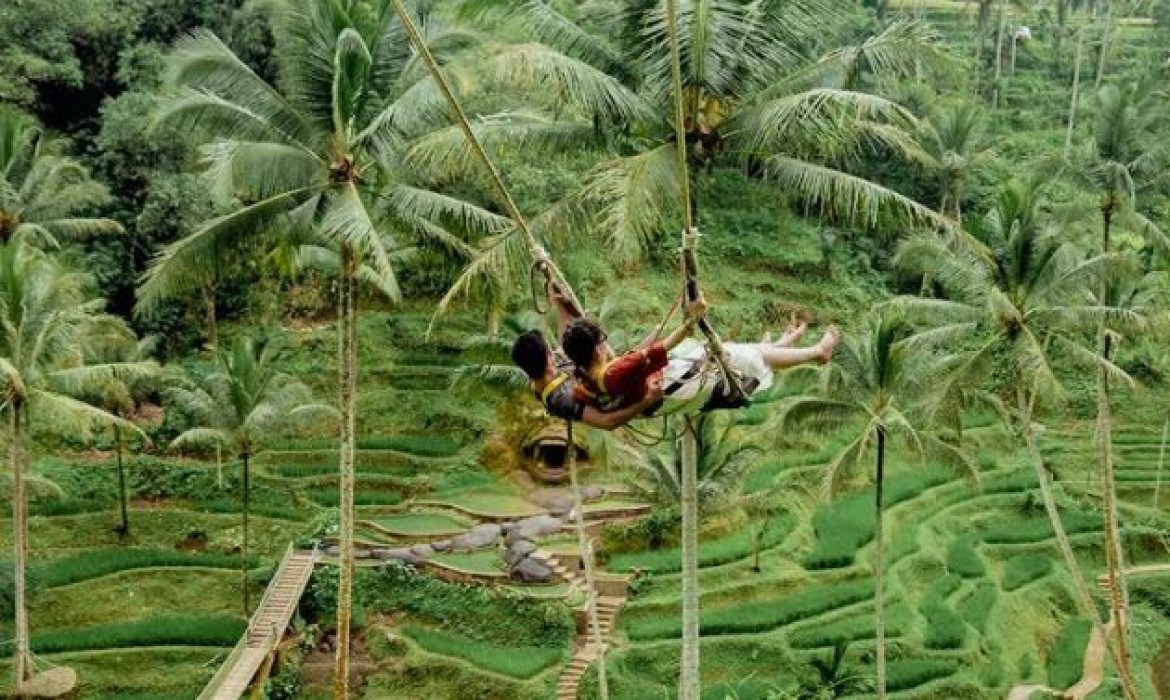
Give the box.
[1,0,1169,698]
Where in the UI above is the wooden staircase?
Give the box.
[555,596,625,700]
[197,545,319,700]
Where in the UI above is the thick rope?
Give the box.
[387,0,587,319]
[663,0,746,402]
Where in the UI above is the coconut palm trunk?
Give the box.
[9,402,29,692]
[1154,419,1167,509]
[1015,387,1138,700]
[1065,29,1085,156]
[874,428,887,700]
[333,246,359,699]
[566,423,608,699]
[115,425,129,539]
[242,450,251,617]
[679,421,701,700]
[1097,348,1130,672]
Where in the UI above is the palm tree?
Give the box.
[1072,79,1170,258]
[440,2,951,283]
[781,314,974,700]
[167,334,333,616]
[0,242,151,693]
[85,324,160,539]
[628,412,761,509]
[0,106,122,246]
[911,101,993,225]
[893,172,1142,700]
[136,4,517,692]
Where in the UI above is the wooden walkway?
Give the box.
[197,545,319,700]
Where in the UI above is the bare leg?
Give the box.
[755,326,839,369]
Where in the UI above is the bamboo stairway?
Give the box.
[197,544,319,700]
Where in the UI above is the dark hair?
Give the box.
[511,330,551,380]
[561,318,605,368]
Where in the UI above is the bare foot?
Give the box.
[776,321,809,347]
[815,325,840,363]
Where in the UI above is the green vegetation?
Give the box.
[1047,618,1092,689]
[31,549,254,588]
[946,536,986,578]
[607,514,794,574]
[1001,555,1055,591]
[403,626,563,679]
[20,614,243,655]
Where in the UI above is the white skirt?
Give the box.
[657,339,771,415]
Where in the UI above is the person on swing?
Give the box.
[510,281,838,428]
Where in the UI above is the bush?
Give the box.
[1001,555,1053,591]
[314,564,574,649]
[32,548,254,588]
[403,626,564,678]
[624,578,874,640]
[958,582,998,634]
[804,471,952,570]
[885,658,960,691]
[946,535,985,578]
[607,513,794,574]
[601,507,681,553]
[11,614,245,655]
[1046,617,1091,689]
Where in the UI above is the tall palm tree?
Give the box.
[1072,79,1170,258]
[135,4,521,693]
[911,101,993,225]
[84,323,160,539]
[893,172,1142,700]
[439,2,951,285]
[781,314,974,700]
[168,334,332,616]
[0,106,122,246]
[0,242,151,692]
[629,412,761,509]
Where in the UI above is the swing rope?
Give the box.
[663,0,747,402]
[387,0,586,319]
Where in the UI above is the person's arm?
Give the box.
[549,284,580,335]
[578,376,664,431]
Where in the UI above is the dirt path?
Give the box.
[1007,563,1170,699]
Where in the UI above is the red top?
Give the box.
[573,341,668,407]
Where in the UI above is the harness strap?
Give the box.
[538,373,570,406]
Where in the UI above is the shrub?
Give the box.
[959,582,998,634]
[32,549,255,588]
[946,535,985,578]
[1001,555,1053,591]
[314,564,574,649]
[607,513,794,574]
[624,578,874,640]
[804,470,952,570]
[403,626,564,678]
[601,507,681,553]
[1046,618,1091,689]
[885,658,960,691]
[12,614,245,655]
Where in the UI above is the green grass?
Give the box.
[958,582,998,634]
[368,512,470,535]
[607,514,794,574]
[31,549,255,588]
[623,578,874,640]
[982,511,1101,544]
[422,492,542,518]
[309,489,404,507]
[1001,554,1054,591]
[402,626,563,679]
[787,603,911,649]
[946,535,986,578]
[804,470,952,570]
[356,435,462,457]
[14,614,244,655]
[1047,617,1091,689]
[429,551,504,575]
[885,658,961,691]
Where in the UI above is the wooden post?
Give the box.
[567,422,608,700]
[679,419,700,700]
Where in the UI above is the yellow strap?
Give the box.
[539,372,571,405]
